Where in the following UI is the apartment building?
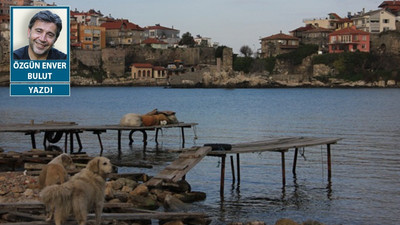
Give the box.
[352,8,397,33]
[328,26,370,53]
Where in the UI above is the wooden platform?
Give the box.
[206,137,341,197]
[0,202,209,224]
[146,146,212,187]
[0,121,198,156]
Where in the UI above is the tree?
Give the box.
[240,45,253,57]
[179,32,195,47]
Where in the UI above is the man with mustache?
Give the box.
[13,10,67,60]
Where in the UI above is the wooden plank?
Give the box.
[147,146,212,186]
[208,137,341,155]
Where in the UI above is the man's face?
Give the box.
[27,20,57,57]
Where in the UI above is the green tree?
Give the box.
[179,32,195,47]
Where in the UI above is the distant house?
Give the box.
[290,24,316,42]
[194,35,213,47]
[101,19,144,46]
[352,8,397,33]
[328,26,370,53]
[302,27,333,53]
[131,63,167,84]
[260,31,299,58]
[144,24,180,47]
[303,13,353,30]
[140,38,168,49]
[70,9,103,26]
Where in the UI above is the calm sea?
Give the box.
[1,87,399,225]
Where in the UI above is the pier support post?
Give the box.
[29,132,36,149]
[327,144,332,180]
[236,153,240,184]
[281,151,286,187]
[292,148,298,175]
[230,155,235,184]
[118,130,122,156]
[220,155,226,198]
[181,127,185,148]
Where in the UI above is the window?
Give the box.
[383,19,389,23]
[362,44,366,49]
[362,35,367,41]
[84,29,92,34]
[85,37,92,41]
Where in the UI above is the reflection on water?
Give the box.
[1,87,400,225]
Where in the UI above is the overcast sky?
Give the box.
[52,0,382,54]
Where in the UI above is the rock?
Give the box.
[174,191,206,203]
[113,191,130,202]
[108,198,122,204]
[105,182,115,199]
[130,183,149,196]
[302,220,325,225]
[163,194,188,212]
[23,189,34,197]
[275,218,300,225]
[162,180,191,193]
[246,221,265,225]
[129,194,159,210]
[125,179,138,189]
[162,220,184,225]
[121,185,133,193]
[112,179,124,190]
[150,189,173,202]
[11,186,24,193]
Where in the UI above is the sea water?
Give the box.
[0,87,399,225]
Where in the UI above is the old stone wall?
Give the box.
[101,48,126,77]
[370,31,400,55]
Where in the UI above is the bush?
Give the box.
[276,44,318,65]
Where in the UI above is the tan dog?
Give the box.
[40,157,113,225]
[38,153,75,221]
[38,153,75,190]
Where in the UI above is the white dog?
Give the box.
[40,157,113,225]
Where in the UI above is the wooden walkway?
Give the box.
[146,146,212,187]
[0,121,197,156]
[207,137,341,197]
[0,202,209,224]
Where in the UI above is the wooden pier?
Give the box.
[0,121,197,156]
[207,137,341,197]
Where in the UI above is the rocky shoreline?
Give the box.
[0,171,327,225]
[67,75,399,88]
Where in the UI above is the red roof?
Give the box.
[145,24,178,31]
[329,13,342,19]
[379,1,400,12]
[304,27,333,33]
[131,63,153,68]
[291,24,315,33]
[329,26,370,36]
[101,19,144,31]
[261,32,299,41]
[142,38,168,44]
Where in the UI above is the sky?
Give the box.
[52,0,382,54]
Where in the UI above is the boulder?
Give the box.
[275,218,300,225]
[130,183,149,196]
